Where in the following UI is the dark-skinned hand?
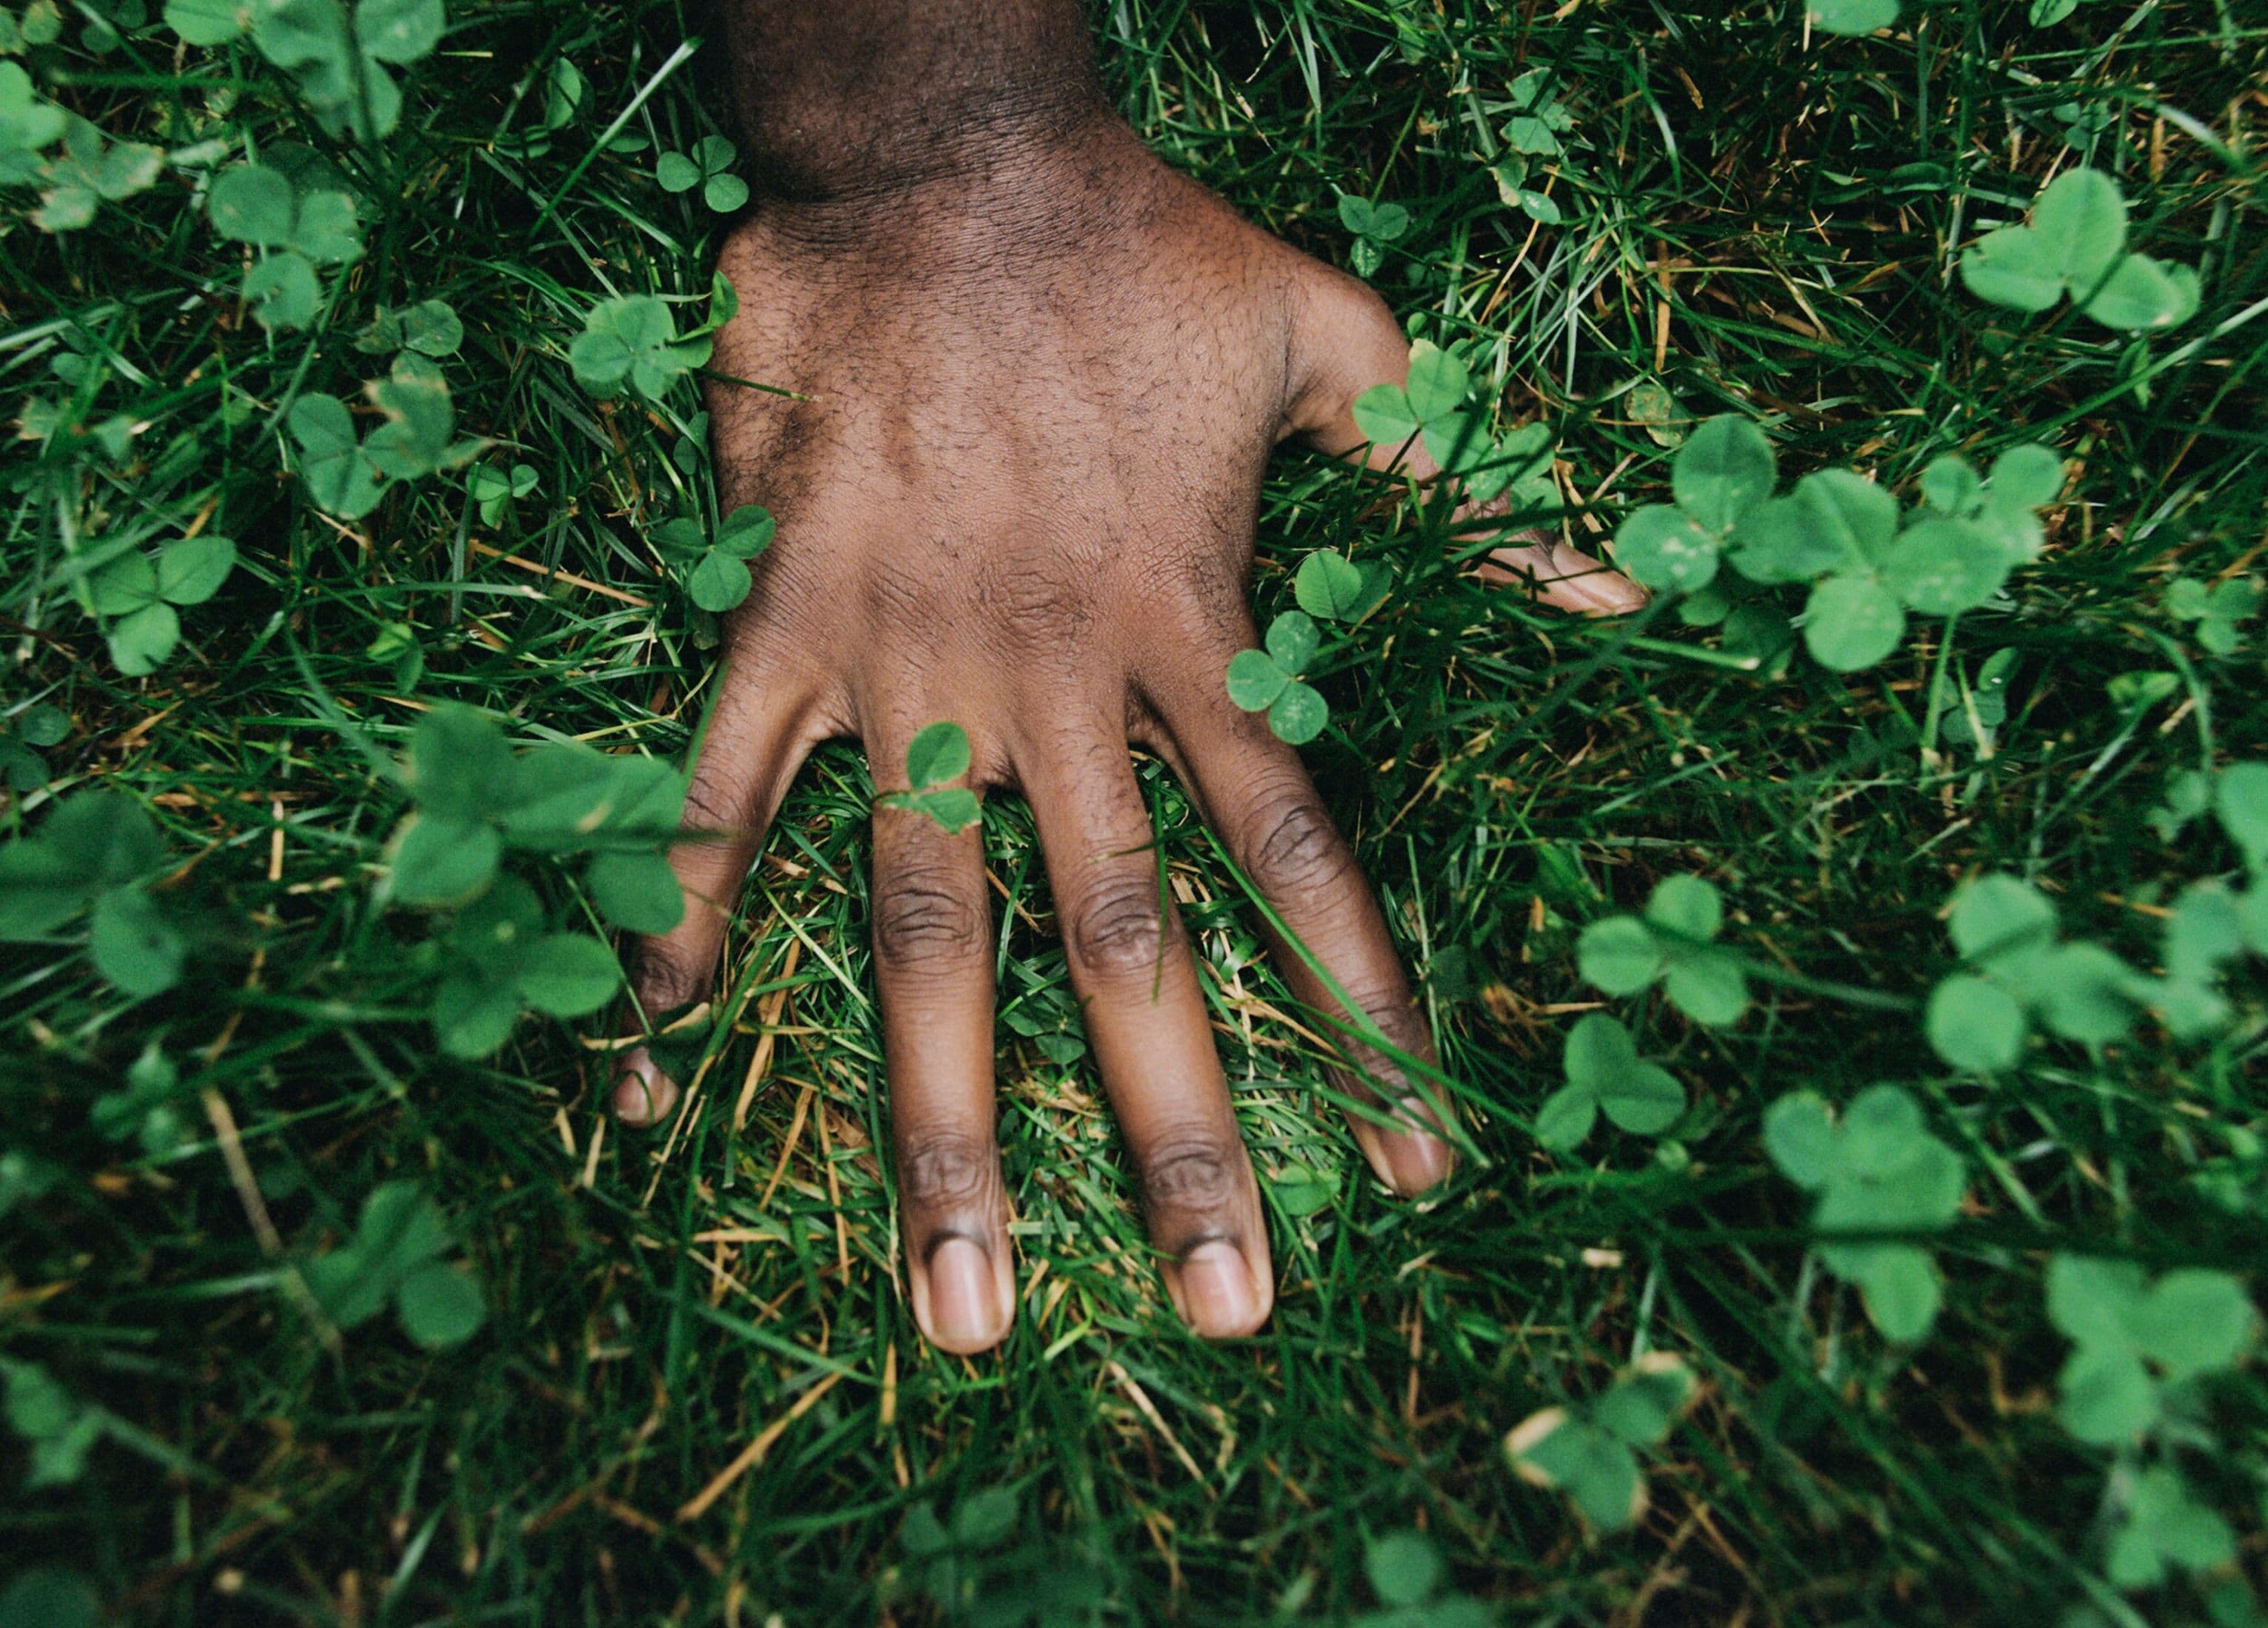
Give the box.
[610,111,1643,1354]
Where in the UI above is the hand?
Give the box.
[611,115,1640,1353]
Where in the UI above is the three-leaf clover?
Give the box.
[429,878,622,1058]
[287,354,468,518]
[30,114,161,234]
[305,1181,486,1348]
[1500,67,1573,158]
[570,293,711,403]
[0,792,184,995]
[1575,873,1750,1026]
[657,135,749,213]
[1351,341,1555,507]
[1924,873,2151,1072]
[1534,1012,1685,1151]
[1960,167,2198,332]
[2167,576,2260,656]
[1506,1353,1695,1533]
[468,461,538,527]
[1352,1530,1495,1628]
[2104,1467,2238,1592]
[0,1359,110,1487]
[1337,192,1409,278]
[654,504,775,611]
[1763,1085,1965,1342]
[244,0,447,144]
[878,722,981,835]
[2045,1254,2255,1446]
[1227,611,1329,745]
[1293,548,1385,622]
[388,704,688,938]
[0,702,68,793]
[0,64,67,182]
[82,534,238,676]
[207,160,363,330]
[358,297,463,358]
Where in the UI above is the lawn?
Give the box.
[3,0,2266,1622]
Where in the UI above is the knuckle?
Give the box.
[897,1132,999,1217]
[1140,1134,1243,1216]
[680,772,742,834]
[873,874,987,972]
[1242,791,1355,898]
[1064,870,1170,976]
[634,935,711,1014]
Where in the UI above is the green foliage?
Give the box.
[1534,1012,1685,1151]
[0,792,182,995]
[2046,1254,2255,1445]
[1960,168,2198,332]
[1,1359,110,1487]
[879,721,982,835]
[305,1180,486,1348]
[655,133,747,212]
[570,292,712,402]
[0,701,68,791]
[1352,340,1557,508]
[1617,420,2063,672]
[1352,1530,1495,1627]
[237,0,448,144]
[207,159,363,329]
[1764,1086,1965,1341]
[1808,0,1899,32]
[893,1485,1111,1626]
[287,354,472,518]
[1337,192,1409,275]
[1576,872,1750,1026]
[81,533,238,674]
[2105,1467,2238,1591]
[1226,610,1330,744]
[429,878,621,1057]
[1506,1354,1694,1533]
[654,502,774,611]
[468,460,538,526]
[2167,575,2260,656]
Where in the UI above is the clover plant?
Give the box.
[0,702,67,792]
[304,1180,486,1348]
[1351,340,1556,508]
[1506,1353,1695,1533]
[1353,1530,1495,1627]
[0,792,184,995]
[81,533,237,674]
[1576,873,1750,1026]
[1961,168,2198,333]
[1764,1085,1965,1341]
[1534,1012,1685,1152]
[2167,575,2259,656]
[879,722,981,835]
[1924,873,2153,1071]
[658,133,748,212]
[207,159,363,329]
[655,503,775,612]
[1336,192,1408,278]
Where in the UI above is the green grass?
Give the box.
[4,0,2267,1622]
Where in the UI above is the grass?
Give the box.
[3,0,2266,1622]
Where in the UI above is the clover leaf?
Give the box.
[571,293,710,402]
[1764,1085,1965,1341]
[468,461,539,527]
[1351,341,1555,506]
[2105,1467,2238,1591]
[878,721,981,835]
[1808,0,1899,32]
[1924,873,2153,1071]
[1293,548,1383,622]
[1575,873,1750,1026]
[1337,192,1409,277]
[1960,168,2198,332]
[249,0,447,144]
[358,297,463,358]
[30,114,161,235]
[83,534,238,676]
[1534,1012,1685,1151]
[2045,1254,2255,1446]
[1501,67,1573,158]
[657,134,748,213]
[1226,611,1329,744]
[2167,576,2260,657]
[429,878,621,1058]
[1,1359,111,1487]
[1351,1530,1495,1628]
[305,1180,486,1348]
[0,63,67,178]
[1614,416,1777,595]
[0,702,67,793]
[1506,1354,1694,1533]
[0,792,184,995]
[657,503,775,611]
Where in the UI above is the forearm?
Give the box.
[719,0,1111,203]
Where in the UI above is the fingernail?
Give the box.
[611,1051,678,1126]
[1179,1241,1261,1337]
[1381,1129,1455,1194]
[926,1237,1004,1353]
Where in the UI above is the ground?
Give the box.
[2,1,2265,1624]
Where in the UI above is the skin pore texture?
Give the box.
[611,0,1645,1355]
